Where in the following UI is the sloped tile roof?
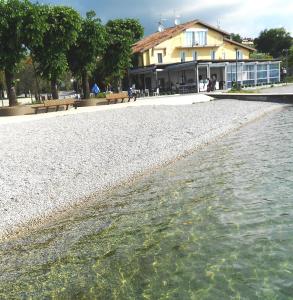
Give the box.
[132,19,231,53]
[223,37,256,51]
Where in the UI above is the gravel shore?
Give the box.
[0,99,286,239]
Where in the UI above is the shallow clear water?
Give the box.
[1,106,293,299]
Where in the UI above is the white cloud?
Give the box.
[144,0,293,37]
[219,0,293,37]
[38,0,293,38]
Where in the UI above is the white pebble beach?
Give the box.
[0,95,286,240]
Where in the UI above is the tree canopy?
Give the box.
[0,0,45,105]
[67,11,106,99]
[31,5,81,99]
[254,28,292,58]
[287,46,293,68]
[230,33,242,43]
[101,19,144,90]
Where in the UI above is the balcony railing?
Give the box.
[177,44,221,49]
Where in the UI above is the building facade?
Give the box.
[130,20,280,93]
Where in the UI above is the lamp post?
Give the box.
[235,48,238,89]
[229,63,232,89]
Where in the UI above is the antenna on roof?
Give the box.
[157,15,167,32]
[217,19,221,29]
[175,14,181,26]
[173,9,181,26]
[158,21,164,32]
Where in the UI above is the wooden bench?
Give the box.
[106,92,136,104]
[32,99,77,114]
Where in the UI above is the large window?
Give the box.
[180,51,186,62]
[157,53,163,64]
[227,64,236,84]
[196,31,207,45]
[185,30,207,46]
[226,64,245,87]
[257,64,267,83]
[242,64,255,85]
[269,63,280,82]
[236,50,243,59]
[185,32,194,47]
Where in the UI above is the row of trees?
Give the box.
[0,0,144,106]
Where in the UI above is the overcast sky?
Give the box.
[38,0,293,38]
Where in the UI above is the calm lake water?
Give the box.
[1,105,293,299]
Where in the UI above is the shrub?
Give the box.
[96,92,106,98]
[231,81,241,91]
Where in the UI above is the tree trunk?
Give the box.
[114,77,122,93]
[118,78,122,92]
[82,70,90,99]
[51,78,59,99]
[32,59,41,101]
[34,91,39,102]
[5,69,17,106]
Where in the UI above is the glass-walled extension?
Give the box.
[129,60,281,94]
[226,62,280,89]
[269,63,280,83]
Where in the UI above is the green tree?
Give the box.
[16,57,35,98]
[285,46,293,74]
[16,56,50,99]
[102,18,144,91]
[254,28,292,58]
[231,33,242,43]
[0,0,45,106]
[68,11,106,99]
[31,5,81,99]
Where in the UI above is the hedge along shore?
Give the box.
[0,97,288,241]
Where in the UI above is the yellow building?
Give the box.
[130,19,280,93]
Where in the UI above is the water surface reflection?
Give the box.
[1,107,293,299]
